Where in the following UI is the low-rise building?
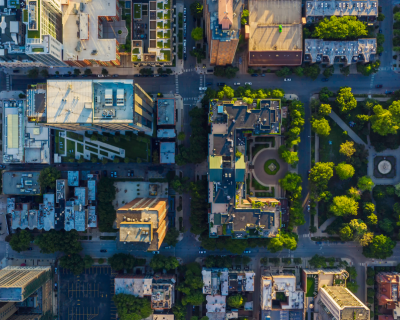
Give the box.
[302,268,349,297]
[304,39,377,65]
[314,286,369,320]
[206,295,226,320]
[376,272,400,313]
[248,0,303,67]
[305,0,378,22]
[160,142,175,164]
[115,198,169,251]
[45,79,154,135]
[2,171,41,195]
[2,94,50,164]
[208,99,282,240]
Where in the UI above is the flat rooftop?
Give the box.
[157,129,176,139]
[248,0,302,66]
[157,99,175,125]
[306,0,378,18]
[68,171,79,187]
[160,142,175,164]
[114,276,153,297]
[119,223,152,243]
[62,0,118,62]
[2,171,41,195]
[46,80,134,124]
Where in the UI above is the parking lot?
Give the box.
[59,266,117,320]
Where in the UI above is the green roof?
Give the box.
[214,213,222,225]
[235,155,245,182]
[209,155,222,181]
[7,114,19,149]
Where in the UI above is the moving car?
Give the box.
[244,82,252,85]
[244,250,251,254]
[321,78,329,82]
[100,249,107,252]
[251,73,259,77]
[261,74,266,77]
[284,78,291,81]
[199,87,207,91]
[217,82,226,86]
[234,82,240,86]
[375,84,383,88]
[153,251,160,254]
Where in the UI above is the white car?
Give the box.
[183,7,186,15]
[284,78,292,81]
[98,74,105,77]
[244,250,251,254]
[244,82,252,85]
[183,39,186,46]
[234,82,240,86]
[199,87,207,91]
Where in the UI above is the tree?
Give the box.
[40,69,49,78]
[227,295,244,308]
[378,13,385,21]
[312,16,367,39]
[241,9,249,25]
[347,187,361,201]
[164,227,180,247]
[359,232,374,247]
[150,254,180,270]
[336,87,357,113]
[190,1,203,19]
[191,27,203,41]
[59,254,85,275]
[323,66,334,78]
[379,218,394,233]
[335,163,355,180]
[330,195,358,216]
[346,281,359,294]
[182,291,206,306]
[311,117,331,136]
[293,66,304,76]
[308,254,327,268]
[84,68,92,76]
[177,132,186,141]
[357,176,374,191]
[367,213,378,226]
[319,104,332,116]
[267,232,297,253]
[320,87,334,103]
[9,230,32,252]
[276,67,292,77]
[339,225,353,241]
[278,145,298,164]
[363,234,396,259]
[279,173,302,194]
[83,255,94,268]
[113,294,152,320]
[173,303,186,320]
[309,162,334,191]
[339,140,356,157]
[98,258,105,264]
[35,229,82,254]
[349,219,367,235]
[108,253,144,271]
[370,104,400,136]
[27,68,39,78]
[74,68,81,76]
[102,68,109,76]
[39,167,61,191]
[303,64,321,80]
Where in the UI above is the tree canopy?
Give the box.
[319,104,332,116]
[10,230,32,253]
[336,87,357,113]
[178,263,205,306]
[190,1,203,19]
[38,167,61,191]
[164,227,180,247]
[267,232,297,252]
[35,229,82,254]
[330,195,359,216]
[59,254,85,275]
[279,173,302,194]
[370,103,400,136]
[357,176,374,191]
[98,177,117,232]
[108,253,145,272]
[191,27,203,41]
[309,162,334,192]
[311,117,331,136]
[335,163,355,180]
[363,234,396,259]
[113,294,152,320]
[278,145,299,164]
[312,16,368,40]
[227,295,244,308]
[339,140,356,157]
[150,254,180,270]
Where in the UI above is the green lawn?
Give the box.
[157,31,164,38]
[157,11,163,19]
[66,131,84,142]
[164,20,171,29]
[319,118,350,165]
[160,50,171,61]
[252,144,269,157]
[100,150,108,157]
[264,159,280,175]
[132,48,140,53]
[85,145,98,153]
[164,40,171,48]
[157,2,163,9]
[164,30,171,38]
[252,178,269,191]
[157,21,163,28]
[77,143,83,153]
[306,277,316,297]
[134,4,142,19]
[157,41,164,48]
[164,0,171,9]
[66,139,76,157]
[55,132,65,154]
[164,11,170,19]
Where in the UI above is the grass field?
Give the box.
[66,139,75,157]
[77,143,83,153]
[66,131,84,142]
[319,118,350,165]
[306,277,315,297]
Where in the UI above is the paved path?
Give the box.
[329,111,367,146]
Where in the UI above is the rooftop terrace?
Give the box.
[305,0,378,19]
[157,98,175,125]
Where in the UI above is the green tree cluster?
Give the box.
[330,195,359,216]
[191,27,203,40]
[190,1,203,19]
[9,230,32,252]
[213,66,239,78]
[279,173,304,228]
[336,87,357,113]
[309,162,334,197]
[227,295,244,308]
[241,9,249,25]
[267,232,298,252]
[335,163,355,180]
[113,294,152,320]
[59,254,85,275]
[190,180,210,235]
[178,263,205,306]
[108,253,145,271]
[363,234,396,259]
[164,227,180,247]
[39,167,61,191]
[150,254,180,270]
[35,229,82,254]
[97,177,117,232]
[370,101,400,136]
[357,59,380,76]
[311,117,331,136]
[312,16,367,39]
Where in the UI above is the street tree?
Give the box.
[9,230,32,252]
[40,69,49,78]
[359,232,374,247]
[182,291,205,306]
[241,9,249,25]
[293,66,304,76]
[349,219,367,235]
[366,213,378,225]
[357,176,374,191]
[309,162,334,191]
[336,87,357,113]
[335,163,355,180]
[311,117,331,136]
[59,254,85,275]
[73,69,81,76]
[339,225,353,241]
[308,254,327,268]
[190,1,203,19]
[370,104,400,136]
[363,234,396,259]
[339,140,356,157]
[35,229,82,254]
[191,27,203,41]
[279,173,302,194]
[379,218,394,233]
[84,68,92,75]
[164,227,180,247]
[150,254,180,270]
[303,64,321,80]
[39,167,61,191]
[27,68,39,78]
[319,104,332,116]
[278,145,299,164]
[83,255,94,268]
[113,294,152,320]
[101,69,108,76]
[275,67,292,77]
[330,195,359,216]
[177,132,185,141]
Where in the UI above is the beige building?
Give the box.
[44,79,154,134]
[0,303,18,320]
[248,0,303,66]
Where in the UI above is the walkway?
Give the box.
[328,111,366,146]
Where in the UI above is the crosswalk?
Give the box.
[183,97,198,101]
[6,74,11,91]
[368,73,375,94]
[175,74,179,94]
[183,69,195,72]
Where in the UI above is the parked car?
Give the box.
[0,164,5,169]
[54,267,57,274]
[184,53,187,60]
[284,78,291,81]
[244,82,252,85]
[98,74,105,77]
[251,73,259,77]
[100,249,107,252]
[316,241,322,245]
[184,16,186,22]
[102,170,107,177]
[62,74,71,77]
[261,74,266,77]
[183,7,186,15]
[199,87,207,91]
[28,247,33,251]
[385,90,394,95]
[134,74,141,77]
[112,74,118,78]
[206,82,212,86]
[145,23,147,29]
[234,82,240,86]
[183,46,186,53]
[238,57,242,64]
[217,82,226,86]
[153,251,160,254]
[111,172,114,178]
[165,246,171,249]
[379,29,382,33]
[160,74,168,77]
[243,250,251,254]
[12,69,20,73]
[199,250,206,254]
[375,84,383,88]
[321,78,329,82]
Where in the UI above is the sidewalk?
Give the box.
[328,111,366,146]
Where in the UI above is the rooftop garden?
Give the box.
[157,11,163,19]
[134,3,142,19]
[164,10,170,19]
[160,50,171,61]
[27,0,41,39]
[157,1,163,9]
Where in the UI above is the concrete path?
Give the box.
[329,111,367,146]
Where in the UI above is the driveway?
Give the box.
[252,148,288,187]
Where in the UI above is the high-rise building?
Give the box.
[115,198,169,251]
[62,0,123,67]
[0,266,52,303]
[44,79,154,134]
[204,0,243,66]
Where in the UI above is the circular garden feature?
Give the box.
[264,159,280,175]
[373,156,396,178]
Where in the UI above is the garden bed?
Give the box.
[264,159,280,175]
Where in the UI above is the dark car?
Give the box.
[385,90,394,95]
[134,74,141,77]
[251,73,259,77]
[375,84,383,88]
[100,249,107,252]
[12,69,20,73]
[81,74,88,77]
[321,78,329,82]
[28,247,33,250]
[160,74,168,77]
[71,74,78,77]
[62,74,71,77]
[217,82,226,86]
[379,29,382,33]
[145,23,147,29]
[184,53,187,60]
[144,33,147,39]
[0,165,5,169]
[206,82,212,86]
[112,74,118,78]
[102,170,107,177]
[316,241,322,245]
